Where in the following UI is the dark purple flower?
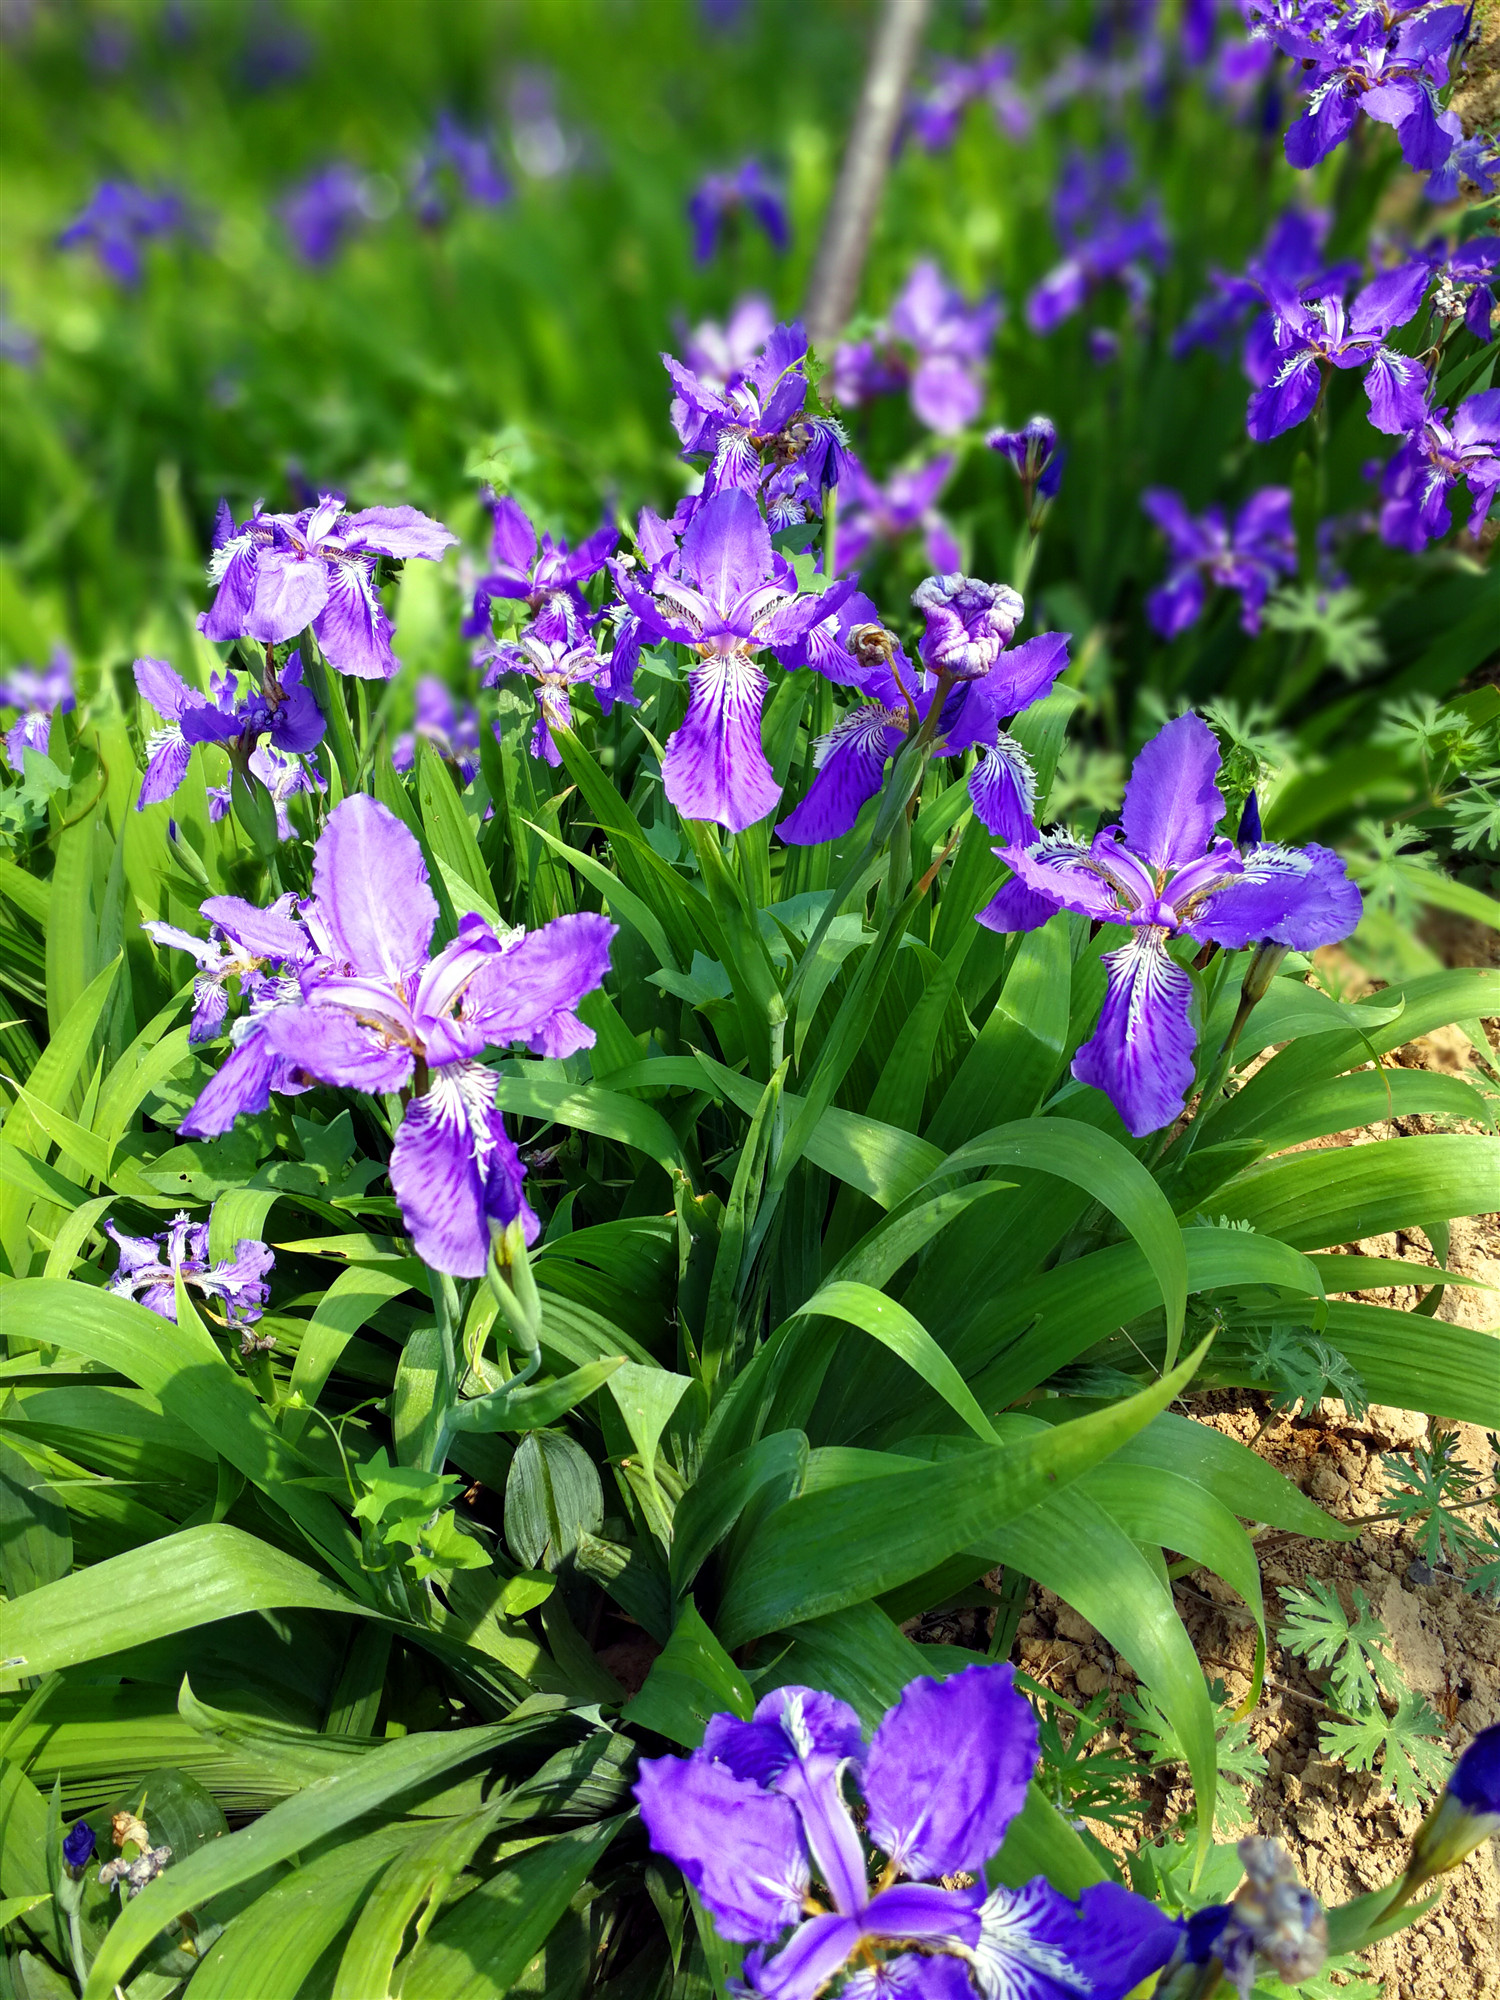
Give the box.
[687,160,789,264]
[1379,389,1500,550]
[615,487,850,832]
[105,1208,274,1328]
[392,675,486,784]
[479,616,604,765]
[1141,487,1296,637]
[1427,235,1500,342]
[1025,147,1168,335]
[980,714,1361,1135]
[464,494,615,642]
[988,416,1064,502]
[62,1823,96,1872]
[1408,1724,1500,1886]
[132,652,325,810]
[279,164,377,265]
[58,182,182,286]
[200,492,457,679]
[1172,206,1357,364]
[635,1665,1180,1999]
[1246,262,1432,440]
[173,795,614,1276]
[1262,2,1468,172]
[411,112,511,226]
[0,645,73,765]
[836,456,961,575]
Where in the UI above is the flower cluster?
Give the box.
[1025,145,1168,337]
[833,262,1000,434]
[104,1209,274,1332]
[1141,486,1297,637]
[982,715,1361,1135]
[0,646,73,766]
[58,181,183,285]
[637,1666,1181,1999]
[687,160,789,264]
[160,794,614,1277]
[199,492,457,679]
[903,44,1033,152]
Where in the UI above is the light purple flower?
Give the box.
[675,295,774,395]
[979,714,1362,1135]
[105,1208,273,1328]
[912,574,1023,682]
[836,456,961,576]
[1426,134,1500,202]
[145,888,313,1043]
[463,494,615,642]
[207,741,324,842]
[199,492,456,679]
[835,264,1000,435]
[635,1665,1180,2000]
[278,164,377,265]
[614,487,851,832]
[0,645,73,766]
[132,652,324,810]
[412,112,510,226]
[58,182,182,285]
[479,613,604,766]
[1247,263,1432,440]
[687,160,788,264]
[904,45,1032,152]
[1141,487,1296,637]
[173,795,614,1276]
[1379,390,1500,550]
[392,675,487,784]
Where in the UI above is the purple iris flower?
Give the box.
[903,45,1033,152]
[1172,206,1355,364]
[1246,262,1432,440]
[674,294,774,394]
[1260,1,1467,172]
[145,889,313,1044]
[1450,1724,1500,1816]
[278,164,377,265]
[411,112,511,226]
[778,586,1068,848]
[104,1209,274,1328]
[463,493,616,642]
[0,645,73,766]
[1025,148,1168,335]
[614,487,852,833]
[635,1665,1180,2000]
[58,182,182,286]
[200,492,457,680]
[478,613,605,765]
[174,795,615,1276]
[687,160,789,264]
[665,320,849,523]
[207,742,324,842]
[988,417,1064,501]
[392,675,486,784]
[1378,390,1500,550]
[1141,487,1296,638]
[1426,133,1500,201]
[132,652,325,810]
[980,714,1361,1135]
[834,264,1000,435]
[835,456,961,576]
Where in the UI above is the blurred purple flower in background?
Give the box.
[58,182,183,285]
[0,646,73,765]
[279,164,380,265]
[635,1665,1181,1999]
[836,455,961,576]
[834,262,1000,433]
[1141,487,1297,636]
[904,44,1033,152]
[392,675,487,784]
[509,66,582,179]
[412,112,511,225]
[1026,146,1168,334]
[675,294,774,393]
[687,159,789,264]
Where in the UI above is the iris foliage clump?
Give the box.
[0,1,1497,1995]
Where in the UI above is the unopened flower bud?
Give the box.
[1407,1723,1500,1889]
[62,1822,96,1874]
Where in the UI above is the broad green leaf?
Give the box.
[283,1265,412,1443]
[332,1802,510,2000]
[0,1439,71,1598]
[0,1526,366,1682]
[492,1074,688,1177]
[1213,1134,1500,1250]
[668,1430,808,1596]
[504,1431,604,1573]
[790,1281,999,1444]
[417,736,491,901]
[396,1817,624,1999]
[622,1599,753,1748]
[715,1338,1208,1648]
[926,914,1071,1151]
[607,1362,692,1482]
